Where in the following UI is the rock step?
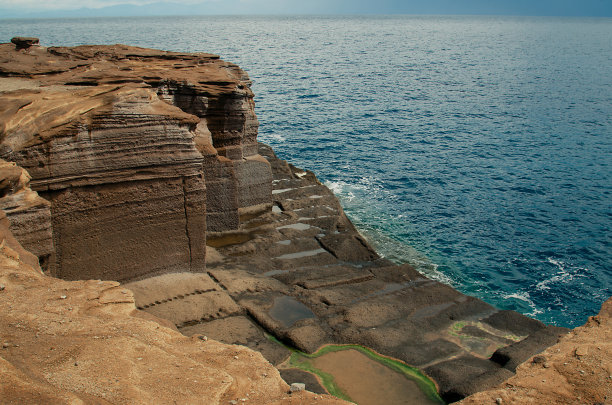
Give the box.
[298,272,375,290]
[208,268,289,296]
[142,291,242,327]
[271,264,374,288]
[178,315,291,365]
[490,325,570,371]
[276,194,339,211]
[203,143,570,401]
[123,272,221,308]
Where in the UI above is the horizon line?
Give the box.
[2,12,612,20]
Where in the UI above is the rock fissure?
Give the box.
[181,177,193,270]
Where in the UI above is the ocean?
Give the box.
[1,15,610,328]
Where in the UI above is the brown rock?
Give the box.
[0,42,273,281]
[0,160,53,271]
[10,37,39,50]
[0,208,345,405]
[458,298,612,405]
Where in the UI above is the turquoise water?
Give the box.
[1,15,611,327]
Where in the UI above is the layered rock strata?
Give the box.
[0,168,345,404]
[0,160,53,268]
[0,41,272,281]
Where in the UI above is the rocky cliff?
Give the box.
[0,38,608,404]
[0,40,271,282]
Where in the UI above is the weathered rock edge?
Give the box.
[0,39,272,282]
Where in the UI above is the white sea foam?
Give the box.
[535,258,587,291]
[262,133,285,142]
[502,291,543,316]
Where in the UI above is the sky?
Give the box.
[1,0,612,18]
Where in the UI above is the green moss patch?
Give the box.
[269,335,444,404]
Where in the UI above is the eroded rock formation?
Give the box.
[0,41,272,281]
[0,160,53,267]
[128,144,572,402]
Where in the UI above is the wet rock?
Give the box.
[280,369,327,395]
[491,326,569,371]
[458,298,612,405]
[482,310,546,336]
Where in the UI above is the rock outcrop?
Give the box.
[0,168,345,404]
[458,298,612,405]
[128,144,572,402]
[0,41,272,281]
[0,160,53,268]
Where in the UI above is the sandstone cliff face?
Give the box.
[0,42,272,281]
[0,166,343,404]
[0,160,53,268]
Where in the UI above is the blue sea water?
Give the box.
[1,15,611,328]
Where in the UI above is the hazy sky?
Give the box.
[1,0,612,17]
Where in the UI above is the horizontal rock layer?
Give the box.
[0,41,273,281]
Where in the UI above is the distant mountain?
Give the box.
[1,0,611,19]
[1,2,236,19]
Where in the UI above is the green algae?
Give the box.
[448,320,525,342]
[268,335,445,404]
